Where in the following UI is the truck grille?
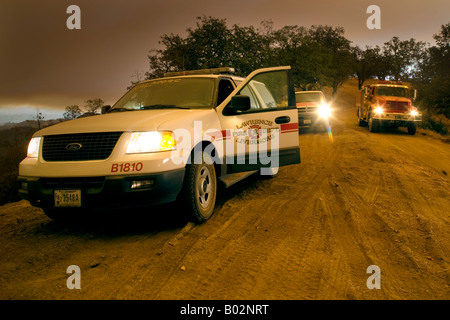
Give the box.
[384,101,409,112]
[42,132,123,162]
[297,106,318,113]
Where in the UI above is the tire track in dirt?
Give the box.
[322,121,450,299]
[142,129,344,299]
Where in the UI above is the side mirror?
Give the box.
[101,105,111,114]
[227,95,251,113]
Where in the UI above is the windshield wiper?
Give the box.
[141,105,189,110]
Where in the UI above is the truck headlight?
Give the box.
[27,137,42,158]
[126,131,176,154]
[374,106,384,115]
[318,103,331,118]
[411,110,418,116]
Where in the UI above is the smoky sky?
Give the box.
[0,0,449,111]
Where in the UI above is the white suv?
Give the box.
[18,67,300,223]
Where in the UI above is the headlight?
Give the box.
[374,106,384,115]
[318,103,331,118]
[126,131,176,154]
[411,110,419,116]
[27,137,42,158]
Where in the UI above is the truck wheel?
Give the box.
[181,151,217,223]
[368,114,379,133]
[407,123,417,135]
[357,110,365,127]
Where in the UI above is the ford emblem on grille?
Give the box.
[66,143,83,151]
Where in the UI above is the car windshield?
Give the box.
[110,78,216,111]
[376,86,410,98]
[295,92,323,103]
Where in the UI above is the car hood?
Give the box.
[375,96,411,103]
[296,102,320,107]
[35,109,214,136]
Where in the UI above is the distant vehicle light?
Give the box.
[411,110,419,116]
[318,103,331,118]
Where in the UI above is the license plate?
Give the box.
[54,190,82,207]
[304,119,312,124]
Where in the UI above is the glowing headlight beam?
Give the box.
[126,131,176,154]
[27,137,42,158]
[374,106,384,115]
[318,103,331,118]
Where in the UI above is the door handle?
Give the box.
[275,116,290,124]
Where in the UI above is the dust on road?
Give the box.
[1,80,449,300]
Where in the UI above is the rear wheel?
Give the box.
[180,151,217,223]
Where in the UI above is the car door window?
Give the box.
[233,70,290,114]
[252,82,277,109]
[240,85,261,109]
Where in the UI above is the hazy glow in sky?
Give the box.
[0,0,449,119]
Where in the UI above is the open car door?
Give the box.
[217,66,300,174]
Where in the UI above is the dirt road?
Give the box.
[1,80,449,300]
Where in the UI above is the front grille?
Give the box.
[41,177,105,190]
[42,132,123,162]
[384,101,409,112]
[298,106,318,113]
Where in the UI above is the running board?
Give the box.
[218,171,258,188]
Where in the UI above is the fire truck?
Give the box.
[356,81,421,135]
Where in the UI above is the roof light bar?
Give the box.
[164,67,235,77]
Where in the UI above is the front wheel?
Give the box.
[407,123,417,135]
[357,110,365,127]
[180,152,217,223]
[368,114,379,133]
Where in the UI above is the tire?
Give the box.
[368,113,379,133]
[180,151,217,223]
[357,110,365,127]
[407,123,417,135]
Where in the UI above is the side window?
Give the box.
[252,82,277,109]
[240,85,260,109]
[240,70,289,110]
[224,69,293,115]
[217,79,235,106]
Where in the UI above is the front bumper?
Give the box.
[17,169,185,211]
[297,113,328,127]
[374,112,422,123]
